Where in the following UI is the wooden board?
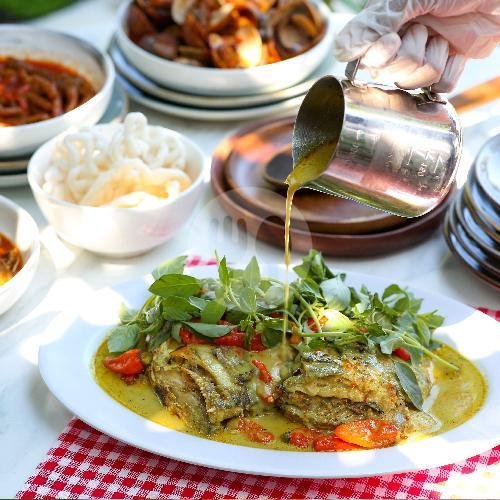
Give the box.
[219,116,406,235]
[211,150,454,257]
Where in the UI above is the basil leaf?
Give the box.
[148,322,172,351]
[378,332,402,354]
[118,303,137,323]
[171,322,182,342]
[321,276,351,310]
[201,300,225,324]
[323,310,353,331]
[183,322,234,338]
[293,249,333,282]
[149,274,200,298]
[162,296,198,321]
[295,278,322,301]
[418,311,445,330]
[414,317,431,346]
[382,284,406,301]
[152,255,187,279]
[218,256,230,288]
[238,288,257,314]
[394,361,424,410]
[243,256,260,289]
[262,284,284,307]
[225,309,248,324]
[107,323,140,353]
[189,296,209,310]
[262,327,282,348]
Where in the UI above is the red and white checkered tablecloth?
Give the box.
[16,258,500,499]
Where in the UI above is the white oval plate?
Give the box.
[116,73,304,122]
[39,265,500,478]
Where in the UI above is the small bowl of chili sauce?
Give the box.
[0,195,39,315]
[0,25,115,157]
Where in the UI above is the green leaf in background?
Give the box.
[183,322,234,338]
[243,256,260,289]
[321,276,351,310]
[394,361,424,410]
[118,303,137,324]
[107,323,141,353]
[149,274,200,298]
[162,296,198,321]
[201,300,226,324]
[152,255,187,280]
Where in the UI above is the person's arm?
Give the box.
[335,0,500,92]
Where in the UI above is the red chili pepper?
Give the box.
[104,349,145,376]
[306,316,328,332]
[250,333,266,351]
[237,418,274,443]
[179,325,208,345]
[252,359,273,383]
[313,435,361,452]
[289,428,322,449]
[214,320,246,347]
[393,347,411,362]
[214,330,246,347]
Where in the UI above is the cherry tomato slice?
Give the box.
[104,349,145,376]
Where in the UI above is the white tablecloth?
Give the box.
[0,1,499,496]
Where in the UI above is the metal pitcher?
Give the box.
[292,60,462,217]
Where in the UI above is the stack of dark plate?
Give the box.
[444,135,500,290]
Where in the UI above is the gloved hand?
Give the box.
[335,0,500,92]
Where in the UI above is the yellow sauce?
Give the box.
[94,342,486,451]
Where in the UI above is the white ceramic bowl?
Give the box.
[27,125,206,258]
[0,26,115,158]
[0,196,40,316]
[116,0,335,96]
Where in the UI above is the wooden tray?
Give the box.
[211,150,454,257]
[219,116,405,235]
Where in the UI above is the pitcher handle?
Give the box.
[345,59,361,84]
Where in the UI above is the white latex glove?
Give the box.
[335,0,500,92]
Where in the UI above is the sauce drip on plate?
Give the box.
[282,141,337,342]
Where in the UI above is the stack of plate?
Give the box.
[109,12,350,122]
[0,82,128,188]
[444,135,500,290]
[211,116,454,257]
